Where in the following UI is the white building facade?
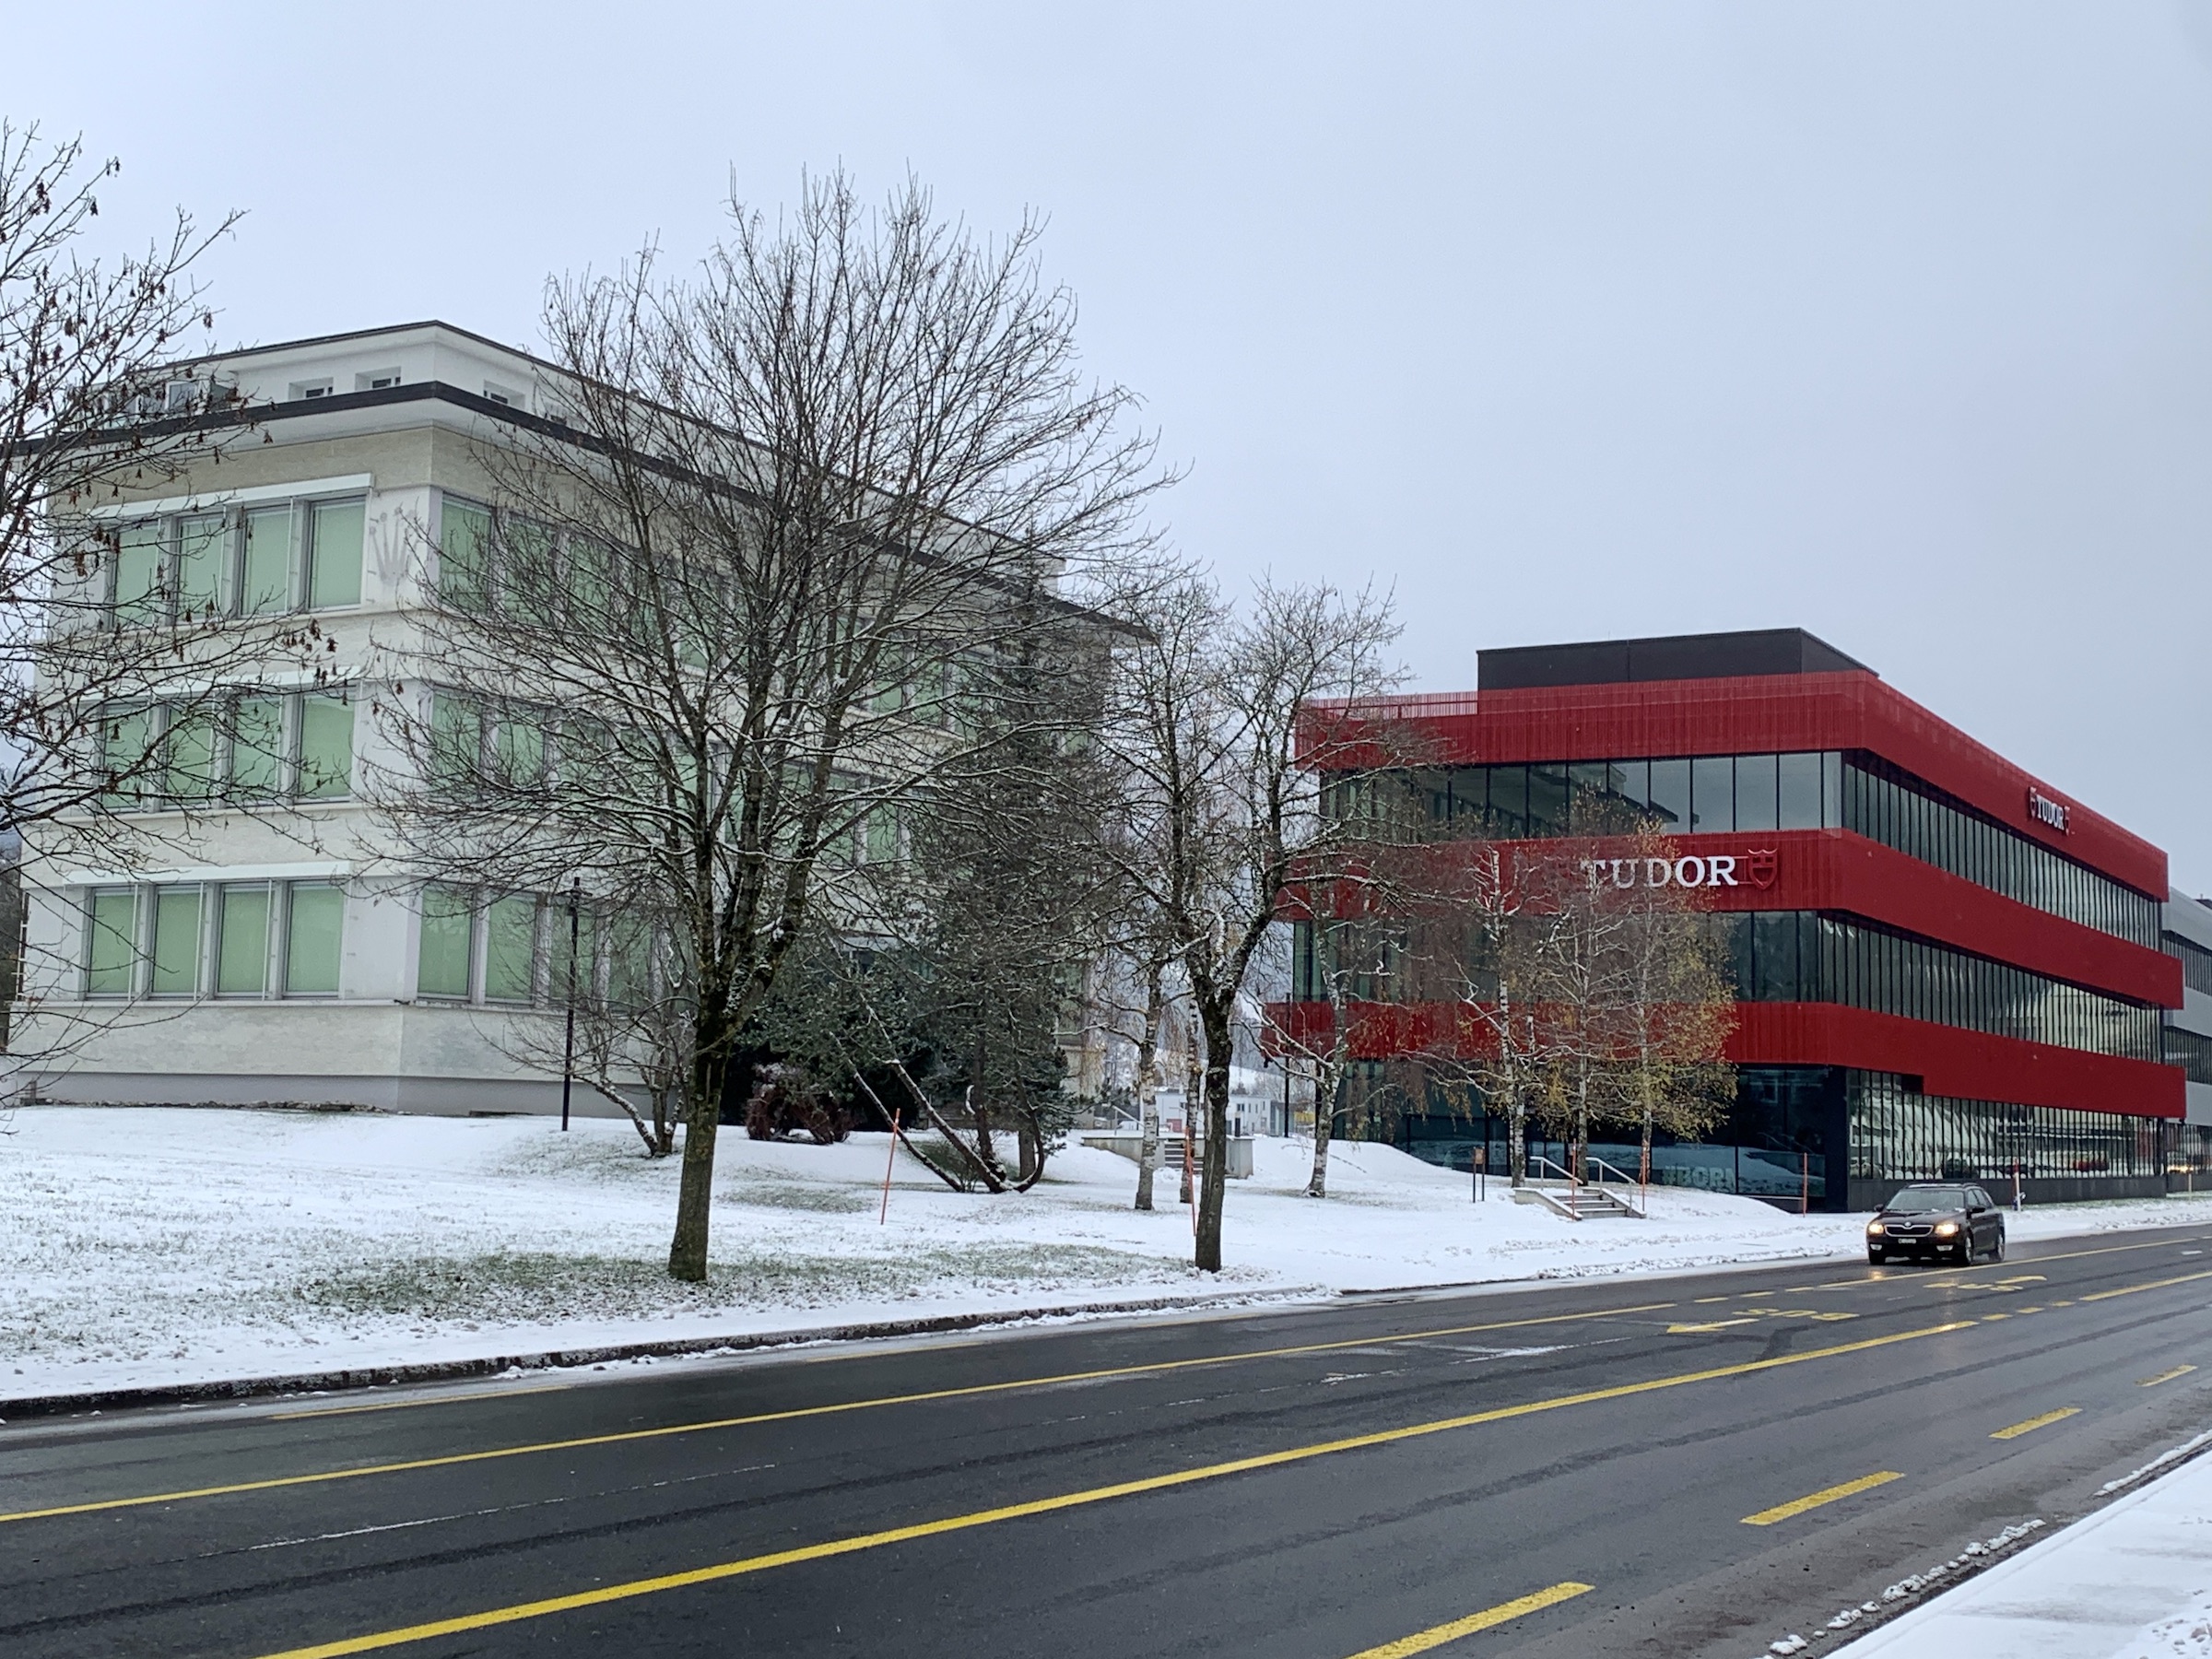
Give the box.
[19,323,613,1113]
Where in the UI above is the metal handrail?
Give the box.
[1583,1154,1647,1217]
[1525,1153,1645,1218]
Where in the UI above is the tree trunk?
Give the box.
[1018,1117,1039,1183]
[1134,970,1164,1212]
[1179,1048,1199,1207]
[667,1058,724,1281]
[1194,997,1234,1272]
[1508,1089,1527,1188]
[1306,1060,1334,1198]
[970,1089,1000,1177]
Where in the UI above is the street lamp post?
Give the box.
[559,878,581,1133]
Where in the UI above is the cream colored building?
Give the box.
[19,322,611,1112]
[18,320,1120,1115]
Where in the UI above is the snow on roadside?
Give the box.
[4,1105,2207,1402]
[1831,1434,2212,1659]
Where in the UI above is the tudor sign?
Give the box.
[2027,788,2070,834]
[1577,850,1777,890]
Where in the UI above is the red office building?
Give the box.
[1273,629,2184,1210]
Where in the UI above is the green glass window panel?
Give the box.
[101,705,156,803]
[503,520,557,621]
[85,889,137,994]
[494,717,544,785]
[553,902,597,1004]
[865,804,900,865]
[440,499,491,607]
[216,886,270,994]
[566,535,614,617]
[165,707,218,799]
[241,506,293,614]
[230,696,286,798]
[417,886,473,997]
[558,718,611,783]
[297,695,354,798]
[430,692,481,784]
[285,883,344,995]
[483,895,538,1002]
[113,521,166,624]
[150,887,202,995]
[309,499,364,607]
[607,916,651,1009]
[176,514,228,616]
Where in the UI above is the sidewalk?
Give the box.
[1834,1441,2212,1659]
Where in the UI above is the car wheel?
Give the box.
[1868,1250,1885,1265]
[1992,1230,2005,1264]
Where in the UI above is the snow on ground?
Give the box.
[1830,1439,2212,1659]
[4,1104,2209,1403]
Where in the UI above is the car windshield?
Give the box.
[1888,1187,1971,1212]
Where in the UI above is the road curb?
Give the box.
[0,1289,1307,1422]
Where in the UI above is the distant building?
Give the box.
[1270,628,2185,1209]
[2160,888,2212,1162]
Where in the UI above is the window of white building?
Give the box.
[80,879,347,999]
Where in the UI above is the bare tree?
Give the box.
[1578,834,1736,1182]
[369,171,1167,1280]
[0,125,265,843]
[1098,568,1401,1271]
[1274,849,1412,1200]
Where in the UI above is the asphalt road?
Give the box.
[8,1220,2212,1659]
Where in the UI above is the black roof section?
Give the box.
[1477,628,1873,691]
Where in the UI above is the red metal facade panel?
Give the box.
[1728,1003,2184,1120]
[1260,997,2184,1122]
[1336,671,2165,897]
[1288,830,2179,1006]
[1500,829,2179,1007]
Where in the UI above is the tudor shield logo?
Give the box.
[1747,849,1777,889]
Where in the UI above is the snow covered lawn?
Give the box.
[4,1104,2207,1403]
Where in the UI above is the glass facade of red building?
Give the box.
[1272,629,2185,1210]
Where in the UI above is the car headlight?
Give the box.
[1934,1220,1960,1237]
[1866,1220,1887,1236]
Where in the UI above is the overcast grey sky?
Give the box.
[6,3,2208,886]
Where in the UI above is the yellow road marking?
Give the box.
[2082,1268,2212,1303]
[1741,1469,1904,1526]
[1983,1313,2011,1322]
[1668,1320,1758,1333]
[1992,1406,2079,1440]
[1693,1296,1730,1304]
[2140,1365,2197,1388]
[245,1322,1978,1659]
[1344,1582,1595,1657]
[1812,1234,2212,1291]
[0,1300,1679,1526]
[271,1386,571,1421]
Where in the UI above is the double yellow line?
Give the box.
[246,1319,1977,1659]
[1,1300,1677,1526]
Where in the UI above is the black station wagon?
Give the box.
[1865,1183,2006,1265]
